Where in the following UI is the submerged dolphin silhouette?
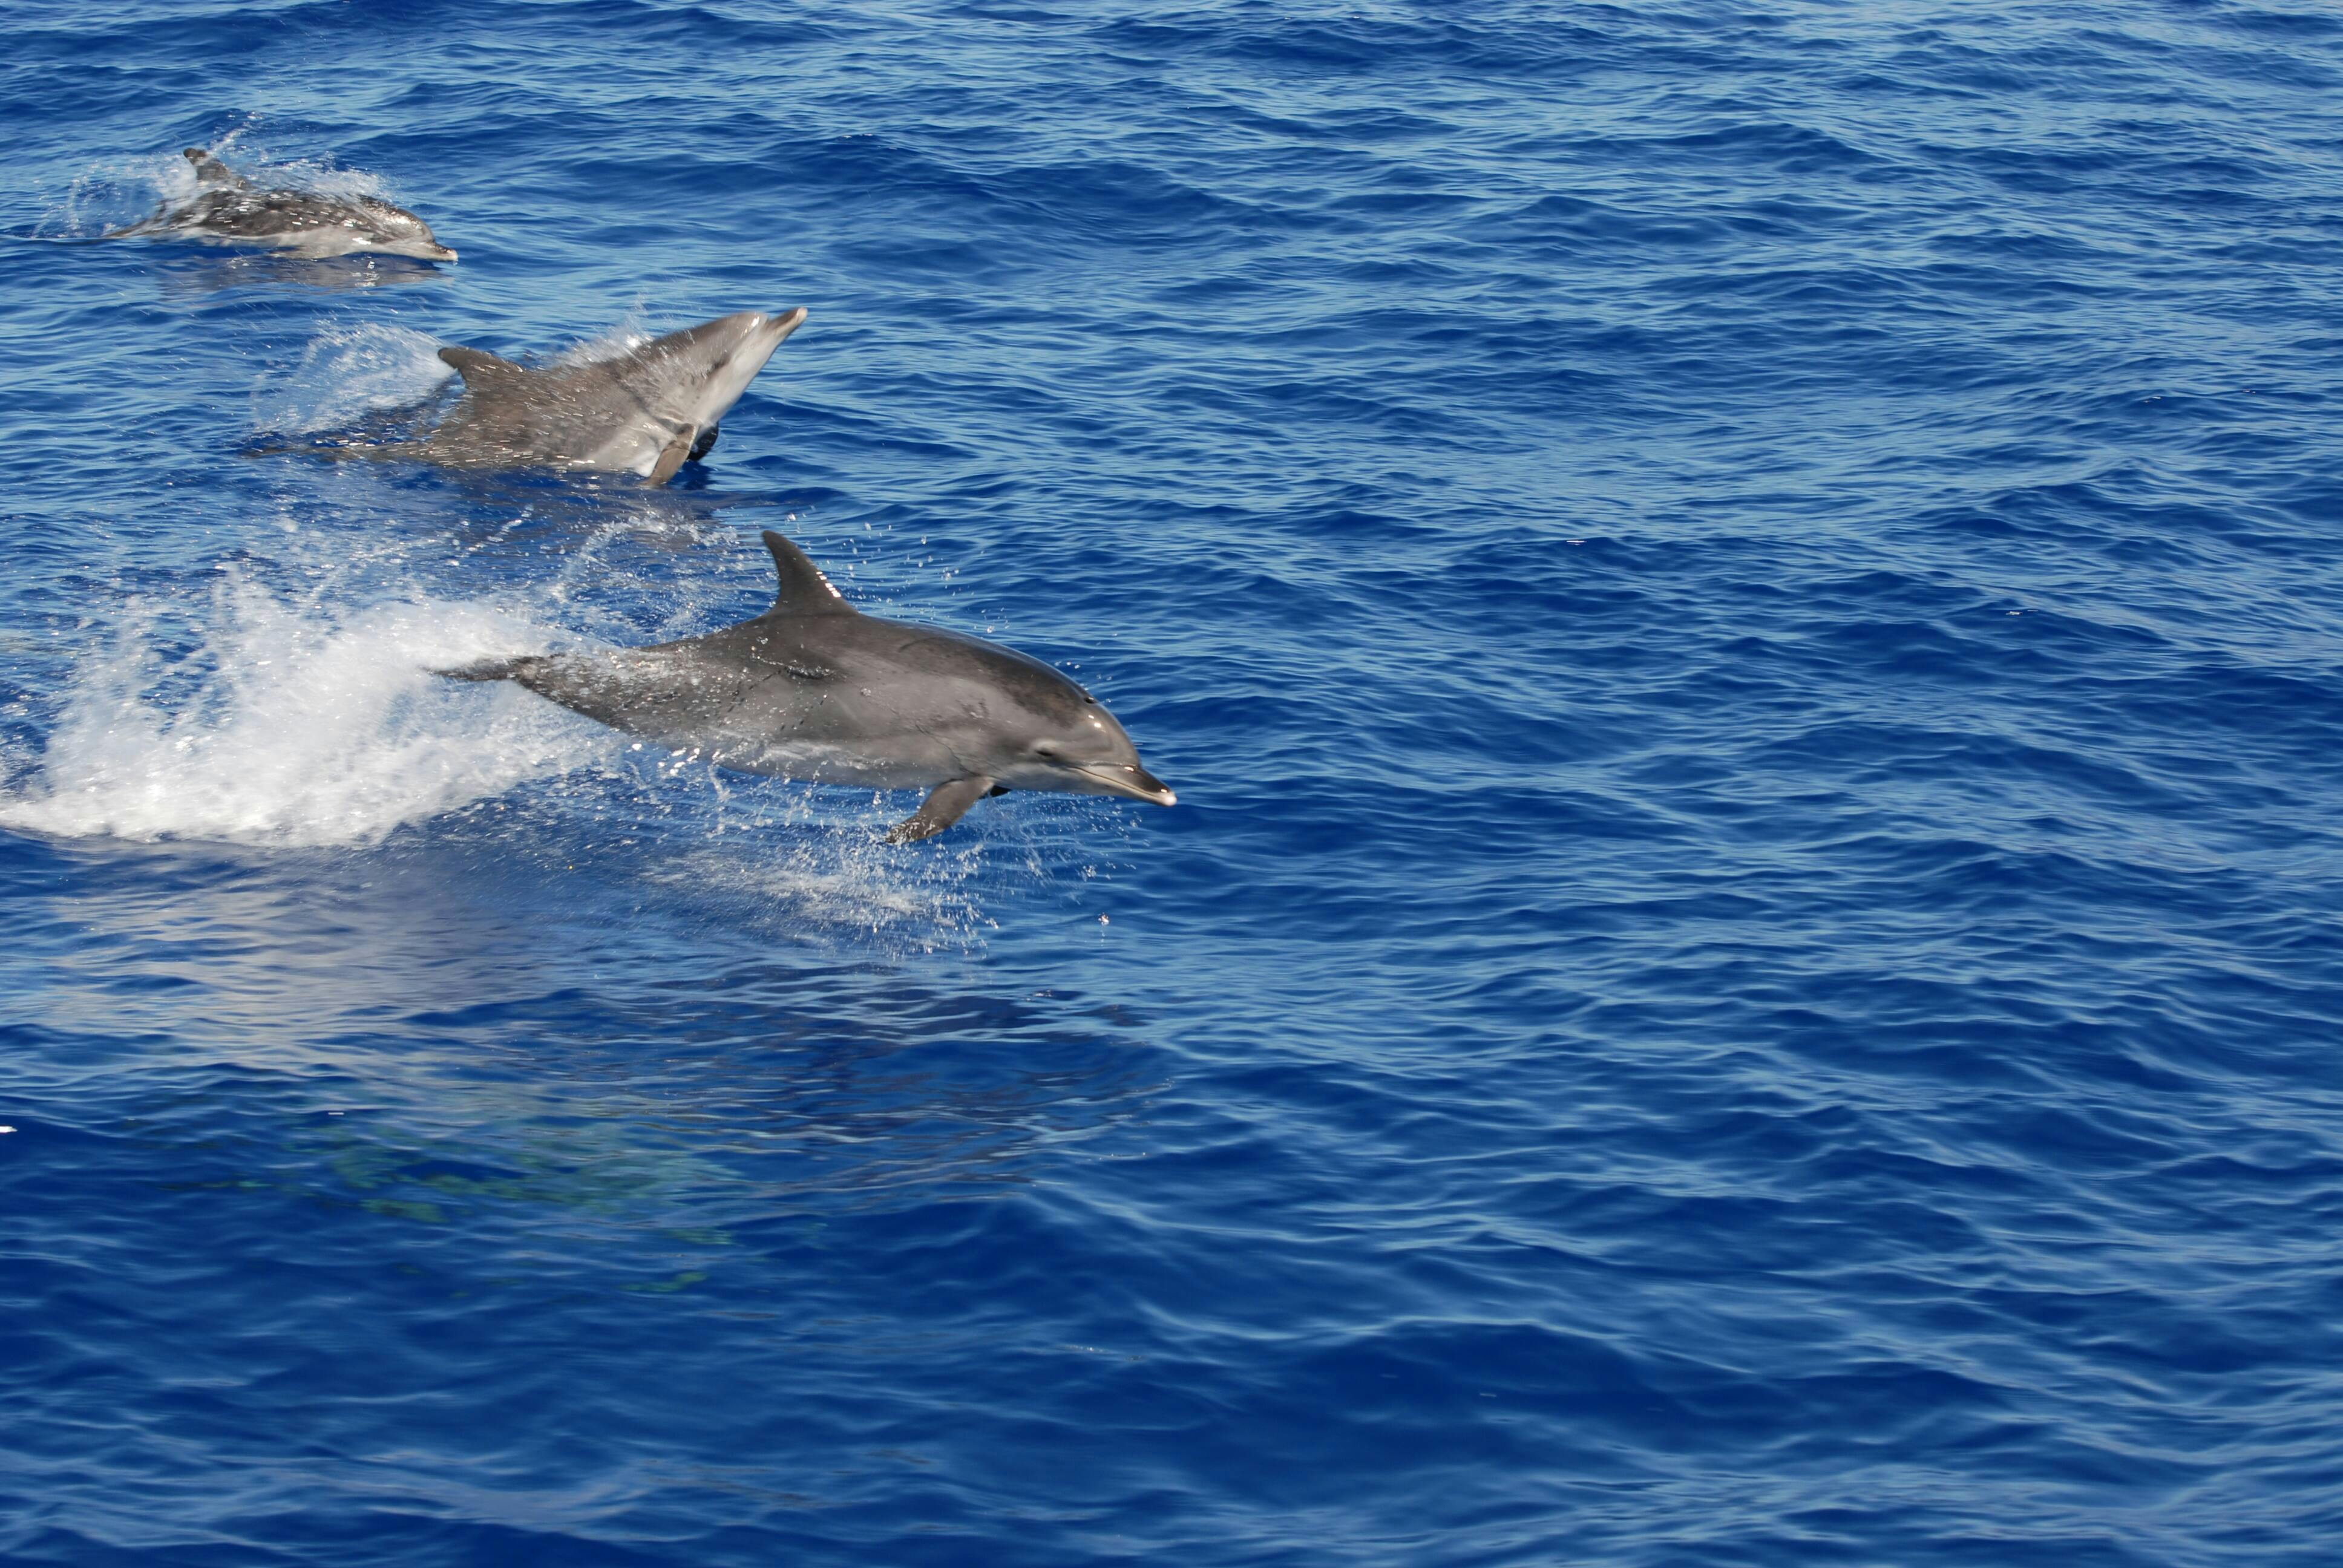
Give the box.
[438,530,1175,842]
[417,310,805,482]
[110,148,456,262]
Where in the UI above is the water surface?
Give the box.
[5,3,2343,1564]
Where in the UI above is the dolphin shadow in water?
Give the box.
[437,529,1175,843]
[110,148,457,263]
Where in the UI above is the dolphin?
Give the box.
[111,148,457,262]
[415,310,805,482]
[437,530,1175,841]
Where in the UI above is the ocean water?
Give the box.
[4,2,2343,1563]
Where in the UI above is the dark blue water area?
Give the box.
[5,1,2343,1562]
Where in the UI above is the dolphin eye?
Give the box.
[1033,740,1063,759]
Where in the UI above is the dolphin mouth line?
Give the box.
[1074,762,1176,806]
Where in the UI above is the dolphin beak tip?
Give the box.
[1076,761,1175,805]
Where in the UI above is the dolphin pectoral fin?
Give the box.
[883,776,995,844]
[647,425,698,485]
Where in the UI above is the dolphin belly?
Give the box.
[581,424,678,479]
[701,738,961,790]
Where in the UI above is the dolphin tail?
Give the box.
[431,656,533,682]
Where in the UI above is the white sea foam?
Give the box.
[0,587,598,848]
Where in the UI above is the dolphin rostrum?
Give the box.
[111,148,457,262]
[438,530,1175,841]
[418,310,805,482]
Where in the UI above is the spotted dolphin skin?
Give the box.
[438,530,1175,842]
[418,309,806,482]
[112,148,456,262]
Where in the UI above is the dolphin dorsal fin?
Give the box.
[183,148,246,188]
[762,530,855,617]
[439,346,529,384]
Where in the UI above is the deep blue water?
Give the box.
[5,2,2343,1563]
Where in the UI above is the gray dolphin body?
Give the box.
[113,148,456,261]
[440,531,1175,841]
[416,310,805,482]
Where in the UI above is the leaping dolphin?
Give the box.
[417,310,805,482]
[111,148,456,262]
[437,530,1175,842]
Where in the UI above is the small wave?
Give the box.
[0,586,595,848]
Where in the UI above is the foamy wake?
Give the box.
[0,587,599,848]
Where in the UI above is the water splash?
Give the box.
[550,317,657,368]
[0,586,595,848]
[254,322,456,436]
